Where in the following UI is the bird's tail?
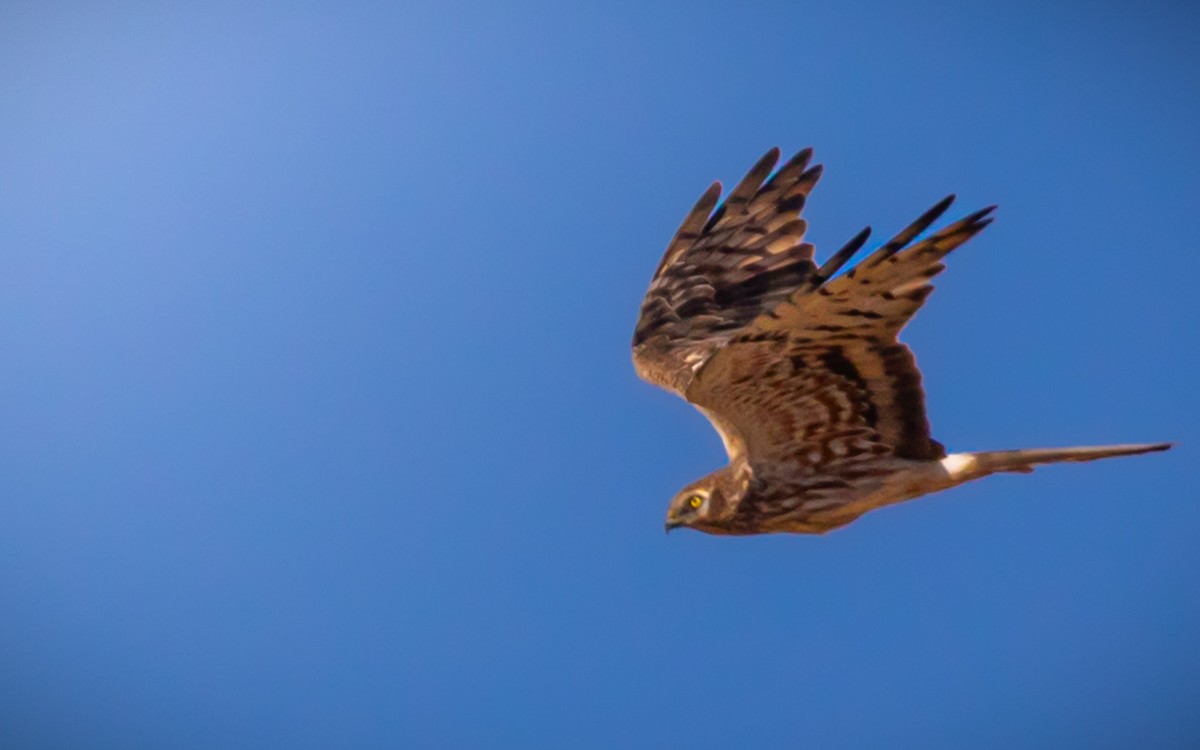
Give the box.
[967,442,1172,475]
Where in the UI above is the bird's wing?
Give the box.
[631,147,871,396]
[686,198,995,482]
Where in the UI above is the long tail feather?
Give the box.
[970,442,1172,475]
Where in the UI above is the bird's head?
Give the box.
[664,468,741,533]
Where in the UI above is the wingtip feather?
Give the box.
[813,226,872,284]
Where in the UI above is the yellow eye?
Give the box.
[688,495,704,509]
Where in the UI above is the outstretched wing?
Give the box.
[631,147,871,395]
[687,198,995,480]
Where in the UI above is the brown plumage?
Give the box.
[632,147,1171,535]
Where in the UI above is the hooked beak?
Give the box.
[664,519,683,534]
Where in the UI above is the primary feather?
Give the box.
[633,147,1170,536]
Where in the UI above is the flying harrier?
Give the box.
[632,147,1170,535]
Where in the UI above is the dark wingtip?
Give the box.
[922,194,957,225]
[945,205,998,238]
[846,224,873,252]
[761,147,817,193]
[693,181,724,223]
[699,180,723,206]
[870,194,960,260]
[963,204,998,223]
[792,163,824,193]
[654,180,725,276]
[785,146,813,166]
[744,148,782,184]
[734,149,780,189]
[813,225,872,284]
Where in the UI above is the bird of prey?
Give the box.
[632,147,1170,535]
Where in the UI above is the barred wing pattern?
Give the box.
[631,145,994,491]
[635,146,1167,536]
[631,147,870,395]
[686,202,994,498]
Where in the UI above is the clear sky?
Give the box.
[1,2,1197,748]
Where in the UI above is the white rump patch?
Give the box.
[939,453,978,479]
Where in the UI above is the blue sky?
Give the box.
[1,2,1197,748]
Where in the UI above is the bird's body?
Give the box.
[632,147,1170,535]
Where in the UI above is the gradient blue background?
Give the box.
[1,2,1197,748]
